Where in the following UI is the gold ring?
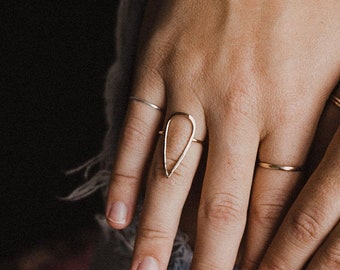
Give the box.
[158,131,204,144]
[257,161,304,172]
[129,96,164,111]
[160,112,204,178]
[330,95,340,108]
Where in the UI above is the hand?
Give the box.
[257,93,340,269]
[105,1,340,269]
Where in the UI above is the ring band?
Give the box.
[129,96,164,111]
[330,95,340,108]
[257,161,304,172]
[158,130,204,144]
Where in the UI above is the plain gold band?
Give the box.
[331,95,340,108]
[129,96,164,111]
[257,161,304,172]
[158,130,204,144]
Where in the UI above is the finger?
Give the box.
[179,148,206,246]
[306,83,340,176]
[306,222,340,270]
[241,120,316,268]
[106,70,165,229]
[241,171,303,268]
[191,115,259,270]
[130,108,206,270]
[259,127,340,270]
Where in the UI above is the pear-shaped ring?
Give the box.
[159,112,204,178]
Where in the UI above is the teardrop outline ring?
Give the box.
[159,112,203,178]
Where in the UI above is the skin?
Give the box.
[178,86,340,269]
[106,1,340,269]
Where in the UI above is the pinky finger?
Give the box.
[306,83,340,176]
[306,222,340,270]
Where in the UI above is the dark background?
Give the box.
[2,1,119,258]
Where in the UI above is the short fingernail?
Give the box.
[107,201,127,224]
[137,256,159,270]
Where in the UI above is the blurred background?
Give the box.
[2,1,119,268]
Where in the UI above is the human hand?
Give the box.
[105,1,340,269]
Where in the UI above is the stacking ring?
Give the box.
[257,161,304,172]
[129,96,164,111]
[330,95,340,108]
[159,112,204,178]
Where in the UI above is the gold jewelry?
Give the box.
[160,112,203,178]
[330,95,340,108]
[257,161,304,172]
[158,131,204,144]
[129,96,164,111]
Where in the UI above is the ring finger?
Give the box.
[240,100,327,268]
[259,126,340,269]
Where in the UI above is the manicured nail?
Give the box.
[137,256,159,270]
[107,201,127,224]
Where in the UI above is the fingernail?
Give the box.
[137,256,159,270]
[107,201,127,224]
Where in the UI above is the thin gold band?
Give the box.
[257,161,304,172]
[129,96,164,111]
[331,95,340,108]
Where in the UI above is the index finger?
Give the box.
[106,69,165,228]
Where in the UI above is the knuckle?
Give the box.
[200,192,245,230]
[151,158,190,186]
[192,261,225,270]
[138,225,173,243]
[122,116,150,147]
[250,195,287,229]
[261,252,295,270]
[289,208,325,243]
[221,80,261,124]
[145,37,173,60]
[164,155,191,175]
[136,61,163,84]
[137,42,167,74]
[261,260,293,270]
[251,203,283,228]
[241,257,260,270]
[111,171,140,187]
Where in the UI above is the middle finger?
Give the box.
[130,104,206,270]
[192,113,259,270]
